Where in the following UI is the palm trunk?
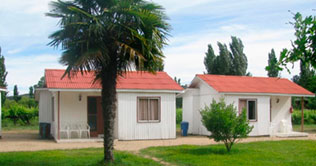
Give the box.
[101,59,117,163]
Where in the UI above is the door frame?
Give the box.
[87,96,103,137]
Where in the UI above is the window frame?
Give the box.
[137,96,161,123]
[238,98,258,122]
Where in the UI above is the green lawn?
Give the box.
[293,124,316,133]
[141,140,316,166]
[0,148,161,166]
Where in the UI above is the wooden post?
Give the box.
[301,97,304,132]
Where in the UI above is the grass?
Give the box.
[0,148,161,166]
[293,124,316,133]
[2,118,39,131]
[141,140,316,166]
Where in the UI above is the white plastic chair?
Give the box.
[60,123,70,139]
[79,124,90,139]
[69,123,80,138]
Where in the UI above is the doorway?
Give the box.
[87,97,104,137]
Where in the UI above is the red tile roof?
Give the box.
[195,74,314,96]
[45,69,183,91]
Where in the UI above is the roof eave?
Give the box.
[41,88,183,94]
[220,92,315,97]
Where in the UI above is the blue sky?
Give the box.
[0,0,315,95]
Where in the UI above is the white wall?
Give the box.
[182,79,221,135]
[117,92,176,140]
[196,81,221,135]
[58,91,119,139]
[39,90,53,123]
[225,95,271,136]
[271,96,292,133]
[182,89,199,134]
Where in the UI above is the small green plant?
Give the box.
[176,108,182,124]
[200,98,253,152]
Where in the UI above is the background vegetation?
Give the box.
[1,97,38,130]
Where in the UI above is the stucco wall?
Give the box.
[271,96,292,133]
[117,92,176,140]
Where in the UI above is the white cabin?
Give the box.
[181,74,314,136]
[36,69,183,142]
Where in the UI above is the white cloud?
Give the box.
[0,0,314,93]
[7,48,23,55]
[163,27,299,85]
[6,54,64,95]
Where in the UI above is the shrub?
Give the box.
[2,99,38,125]
[18,97,38,108]
[176,108,182,124]
[292,109,316,125]
[200,98,253,152]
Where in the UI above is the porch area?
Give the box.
[269,96,309,138]
[50,91,118,141]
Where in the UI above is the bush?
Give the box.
[176,108,182,124]
[200,98,253,152]
[2,98,38,126]
[18,97,38,108]
[292,109,316,125]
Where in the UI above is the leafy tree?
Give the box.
[204,36,248,75]
[34,76,45,88]
[217,42,232,75]
[0,46,8,104]
[204,44,217,74]
[29,86,34,98]
[265,49,280,77]
[279,12,316,70]
[291,61,316,109]
[13,85,21,102]
[47,0,169,163]
[230,36,247,75]
[200,98,253,152]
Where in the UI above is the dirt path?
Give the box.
[0,130,315,153]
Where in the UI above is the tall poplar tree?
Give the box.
[204,44,217,74]
[230,36,247,75]
[13,85,20,102]
[217,42,232,75]
[265,49,280,77]
[204,36,248,75]
[0,47,8,104]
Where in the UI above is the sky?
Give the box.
[0,0,315,95]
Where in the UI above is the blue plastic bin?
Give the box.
[181,121,189,136]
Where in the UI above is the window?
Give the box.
[239,99,257,121]
[137,97,160,122]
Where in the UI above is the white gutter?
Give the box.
[221,92,315,97]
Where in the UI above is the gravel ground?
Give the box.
[0,130,315,152]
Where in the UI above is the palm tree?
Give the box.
[46,0,169,163]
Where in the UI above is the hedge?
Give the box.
[292,109,316,125]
